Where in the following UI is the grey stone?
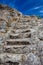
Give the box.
[26,53,41,65]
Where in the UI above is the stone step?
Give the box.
[0,44,37,54]
[4,45,27,48]
[6,38,31,45]
[0,53,26,63]
[4,45,29,54]
[9,32,31,39]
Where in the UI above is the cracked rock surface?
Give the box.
[0,4,43,65]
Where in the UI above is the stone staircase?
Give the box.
[0,21,32,65]
[0,4,43,65]
[0,20,42,65]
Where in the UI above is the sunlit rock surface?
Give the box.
[0,4,43,65]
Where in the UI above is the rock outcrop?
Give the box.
[0,4,43,65]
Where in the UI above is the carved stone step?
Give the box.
[0,53,26,63]
[4,45,27,48]
[4,45,29,53]
[6,38,31,45]
[9,32,31,39]
[4,45,37,54]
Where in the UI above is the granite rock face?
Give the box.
[0,4,43,65]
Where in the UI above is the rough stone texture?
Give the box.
[0,4,43,65]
